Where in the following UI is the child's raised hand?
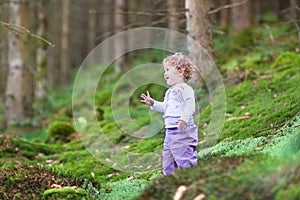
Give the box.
[140,91,154,106]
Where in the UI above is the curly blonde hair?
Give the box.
[162,52,193,81]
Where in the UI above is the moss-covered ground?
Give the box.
[1,19,300,199]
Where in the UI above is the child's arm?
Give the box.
[140,90,165,113]
[178,86,195,125]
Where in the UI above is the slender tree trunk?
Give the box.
[114,0,129,74]
[168,0,181,50]
[231,0,252,32]
[99,0,114,63]
[220,0,230,30]
[114,0,129,73]
[0,3,9,105]
[185,0,215,86]
[71,1,89,68]
[88,0,97,51]
[290,0,298,21]
[253,0,262,23]
[35,0,48,114]
[60,0,71,84]
[5,0,34,127]
[47,1,61,85]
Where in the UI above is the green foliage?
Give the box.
[47,121,76,144]
[43,187,88,200]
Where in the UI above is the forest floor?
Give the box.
[1,23,300,199]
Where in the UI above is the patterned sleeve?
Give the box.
[150,100,166,113]
[178,85,195,123]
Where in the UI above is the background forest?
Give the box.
[0,0,300,199]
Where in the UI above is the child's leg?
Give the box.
[162,147,177,176]
[175,145,197,168]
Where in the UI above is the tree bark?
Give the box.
[60,0,71,84]
[231,0,252,32]
[0,3,9,105]
[185,0,215,86]
[35,0,48,114]
[88,0,97,51]
[168,0,182,50]
[114,0,129,73]
[47,1,61,85]
[98,0,114,64]
[290,0,298,21]
[220,0,230,30]
[5,0,34,127]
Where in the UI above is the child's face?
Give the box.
[163,64,184,86]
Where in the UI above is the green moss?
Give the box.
[275,184,300,200]
[99,179,149,200]
[140,113,300,199]
[43,187,88,200]
[0,135,65,159]
[128,136,164,153]
[47,121,76,144]
[198,52,300,141]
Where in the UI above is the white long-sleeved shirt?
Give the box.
[151,83,195,128]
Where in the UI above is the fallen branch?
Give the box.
[0,20,55,47]
[273,123,300,135]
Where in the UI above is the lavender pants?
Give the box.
[162,125,198,176]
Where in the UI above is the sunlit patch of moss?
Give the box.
[198,52,300,141]
[128,136,164,153]
[43,187,88,200]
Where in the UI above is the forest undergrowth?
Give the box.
[1,22,300,199]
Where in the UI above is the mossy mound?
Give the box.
[43,187,88,200]
[0,135,65,159]
[0,162,85,200]
[199,51,300,141]
[46,121,76,144]
[139,124,300,200]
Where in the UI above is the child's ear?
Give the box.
[178,68,185,75]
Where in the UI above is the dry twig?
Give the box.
[0,20,55,47]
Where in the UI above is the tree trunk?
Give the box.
[0,3,9,105]
[98,0,114,64]
[290,0,298,21]
[114,0,129,73]
[231,0,252,32]
[185,0,215,86]
[71,1,90,68]
[88,0,97,51]
[47,1,61,85]
[253,0,262,23]
[60,0,71,84]
[35,0,48,114]
[168,0,182,50]
[5,0,34,127]
[220,0,230,30]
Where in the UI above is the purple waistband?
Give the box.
[166,127,178,130]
